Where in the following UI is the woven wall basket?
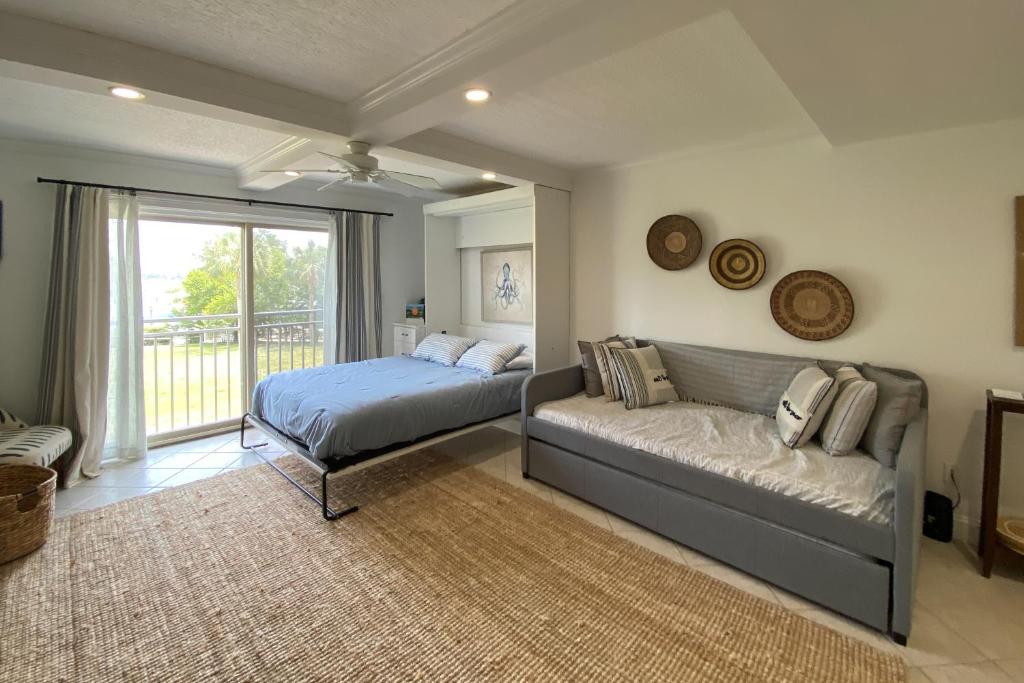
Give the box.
[0,464,57,565]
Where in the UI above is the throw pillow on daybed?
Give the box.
[610,345,679,410]
[776,366,837,448]
[456,340,525,375]
[859,364,923,467]
[819,366,878,456]
[505,350,533,371]
[412,333,477,367]
[594,337,637,402]
[577,335,624,397]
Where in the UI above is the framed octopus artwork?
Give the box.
[481,246,533,325]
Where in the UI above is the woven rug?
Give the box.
[1,436,904,682]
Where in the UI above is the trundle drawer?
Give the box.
[527,439,585,498]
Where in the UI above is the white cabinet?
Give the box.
[393,323,425,356]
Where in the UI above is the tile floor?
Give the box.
[57,422,1024,682]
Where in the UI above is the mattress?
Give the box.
[251,355,528,461]
[533,394,894,524]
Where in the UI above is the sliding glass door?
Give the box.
[138,221,328,443]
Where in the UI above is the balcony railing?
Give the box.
[143,309,324,436]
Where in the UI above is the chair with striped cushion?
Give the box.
[0,408,72,469]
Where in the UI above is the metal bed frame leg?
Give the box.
[240,413,359,521]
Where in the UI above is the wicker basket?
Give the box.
[0,464,57,565]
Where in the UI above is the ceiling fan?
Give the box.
[262,141,443,194]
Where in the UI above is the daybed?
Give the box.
[245,354,529,519]
[521,341,926,644]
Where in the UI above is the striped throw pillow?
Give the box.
[594,337,636,401]
[819,366,878,456]
[775,366,837,448]
[610,346,679,410]
[456,340,525,375]
[411,333,477,367]
[0,408,28,432]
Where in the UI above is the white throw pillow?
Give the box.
[776,366,837,448]
[505,351,533,371]
[411,333,476,367]
[456,340,525,375]
[819,366,878,456]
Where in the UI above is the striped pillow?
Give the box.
[820,366,878,456]
[411,333,476,367]
[0,408,28,432]
[456,340,525,375]
[610,346,679,410]
[775,366,837,448]
[594,337,636,401]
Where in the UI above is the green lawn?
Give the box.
[143,340,324,435]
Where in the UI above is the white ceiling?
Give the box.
[2,0,1024,189]
[0,0,517,102]
[439,11,818,170]
[0,76,288,166]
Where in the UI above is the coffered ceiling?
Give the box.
[0,0,1021,195]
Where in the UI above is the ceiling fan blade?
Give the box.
[317,151,362,172]
[380,169,443,191]
[370,175,420,196]
[261,168,343,173]
[316,176,349,191]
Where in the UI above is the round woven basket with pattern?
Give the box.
[0,464,57,565]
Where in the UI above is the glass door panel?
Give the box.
[251,227,329,382]
[139,221,243,436]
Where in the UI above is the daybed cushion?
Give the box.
[860,365,923,467]
[610,345,679,410]
[775,366,836,448]
[653,341,815,416]
[820,367,878,457]
[411,333,476,367]
[533,393,895,524]
[456,340,524,375]
[0,425,72,468]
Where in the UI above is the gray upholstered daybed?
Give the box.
[520,341,926,644]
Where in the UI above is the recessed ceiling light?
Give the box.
[108,85,145,100]
[481,171,497,180]
[464,88,491,103]
[284,170,302,177]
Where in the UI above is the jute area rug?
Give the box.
[2,434,904,682]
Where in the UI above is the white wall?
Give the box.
[572,118,1024,531]
[0,138,425,423]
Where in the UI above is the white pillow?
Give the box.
[505,351,533,371]
[819,366,878,456]
[776,366,837,448]
[411,333,476,367]
[456,340,525,375]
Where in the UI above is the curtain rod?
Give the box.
[35,177,394,218]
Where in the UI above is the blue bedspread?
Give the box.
[251,355,528,461]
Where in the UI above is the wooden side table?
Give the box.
[979,389,1024,577]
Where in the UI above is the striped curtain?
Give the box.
[37,185,111,486]
[323,211,382,364]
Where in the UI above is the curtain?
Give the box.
[104,193,147,463]
[324,211,382,364]
[37,186,111,487]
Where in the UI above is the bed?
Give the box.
[242,355,530,518]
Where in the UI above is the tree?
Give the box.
[174,231,326,326]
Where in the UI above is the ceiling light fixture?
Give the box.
[464,88,491,103]
[284,170,303,177]
[108,85,145,100]
[481,172,497,181]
